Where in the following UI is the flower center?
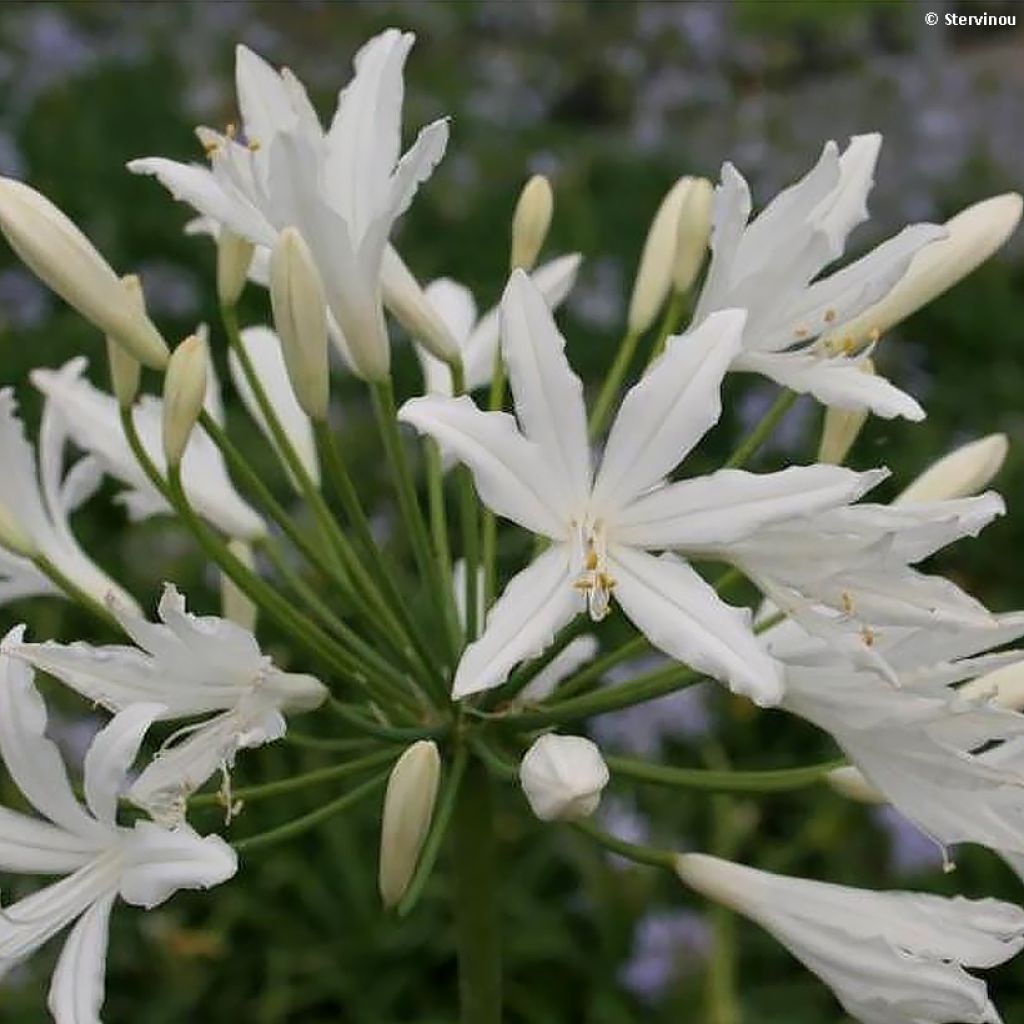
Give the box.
[571,519,615,622]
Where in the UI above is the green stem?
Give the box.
[450,363,480,641]
[191,747,399,807]
[606,756,844,794]
[424,439,463,656]
[644,288,688,366]
[550,635,648,702]
[452,756,502,1024]
[572,820,675,871]
[588,329,641,439]
[234,771,389,854]
[725,390,797,469]
[328,699,447,743]
[33,554,121,631]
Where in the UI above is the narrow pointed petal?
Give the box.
[500,270,591,508]
[0,806,99,874]
[399,395,572,537]
[453,544,581,699]
[47,891,115,1024]
[615,465,887,549]
[608,547,783,706]
[592,309,746,515]
[235,45,296,146]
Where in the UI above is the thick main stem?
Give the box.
[451,757,502,1024]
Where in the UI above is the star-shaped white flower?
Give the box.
[7,584,326,824]
[694,134,945,419]
[129,32,449,381]
[0,634,237,1024]
[400,271,886,704]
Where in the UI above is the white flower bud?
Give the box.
[510,175,553,272]
[672,176,714,293]
[824,192,1022,348]
[895,433,1008,505]
[0,177,169,369]
[105,275,144,409]
[269,227,329,420]
[379,740,441,909]
[817,405,869,465]
[0,501,36,558]
[628,177,691,336]
[216,228,254,307]
[220,539,258,631]
[959,660,1024,711]
[825,766,884,804]
[519,733,609,822]
[162,334,208,467]
[381,246,460,363]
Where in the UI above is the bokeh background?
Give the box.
[0,1,1022,1021]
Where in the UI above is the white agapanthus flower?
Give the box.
[694,134,944,419]
[519,733,609,821]
[0,386,138,612]
[129,31,450,381]
[0,635,237,1023]
[675,852,1024,1024]
[227,325,320,485]
[400,270,887,703]
[31,357,266,541]
[6,583,327,823]
[417,253,582,395]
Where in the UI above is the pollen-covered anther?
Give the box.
[823,308,837,323]
[860,625,876,647]
[840,591,855,616]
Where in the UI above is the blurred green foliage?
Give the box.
[0,1,1022,1021]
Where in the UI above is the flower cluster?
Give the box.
[0,25,1022,1024]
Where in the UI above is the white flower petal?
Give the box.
[453,544,581,699]
[47,891,115,1024]
[607,546,782,706]
[0,806,99,874]
[592,309,746,514]
[399,395,571,537]
[517,635,599,703]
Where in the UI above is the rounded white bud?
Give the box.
[825,766,884,804]
[672,176,714,293]
[628,177,691,336]
[0,177,169,369]
[269,227,330,420]
[510,174,553,272]
[519,733,609,822]
[824,192,1022,348]
[379,740,441,909]
[216,228,255,307]
[220,539,258,632]
[895,433,1008,505]
[381,246,460,363]
[161,333,208,467]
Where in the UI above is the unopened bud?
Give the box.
[895,433,1008,505]
[220,539,258,631]
[162,334,208,467]
[510,175,553,272]
[959,660,1024,711]
[0,177,169,369]
[628,177,692,336]
[824,193,1022,348]
[379,740,441,908]
[105,275,144,408]
[269,228,329,420]
[817,362,874,464]
[825,766,884,804]
[672,176,713,293]
[216,228,254,307]
[381,245,459,363]
[0,501,36,558]
[519,734,609,821]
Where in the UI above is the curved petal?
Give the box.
[500,270,591,509]
[83,704,166,827]
[0,630,104,839]
[592,309,746,515]
[399,395,572,537]
[608,547,783,706]
[47,891,115,1024]
[692,163,752,320]
[517,635,600,703]
[615,466,887,549]
[0,806,99,874]
[453,544,581,699]
[228,326,320,485]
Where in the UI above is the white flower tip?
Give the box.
[825,765,885,804]
[0,501,37,558]
[379,740,441,908]
[672,176,714,293]
[519,734,609,822]
[510,174,554,272]
[897,433,1009,505]
[266,670,328,714]
[216,228,255,307]
[162,333,209,467]
[381,246,460,363]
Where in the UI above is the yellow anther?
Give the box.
[823,308,837,323]
[794,326,809,339]
[860,626,876,647]
[247,139,261,152]
[840,591,855,615]
[225,122,237,139]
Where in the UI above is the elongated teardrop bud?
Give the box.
[510,174,553,272]
[380,246,460,363]
[269,227,329,420]
[672,176,714,293]
[379,741,441,909]
[162,334,208,467]
[217,228,254,307]
[0,177,169,368]
[106,275,145,409]
[895,433,1008,505]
